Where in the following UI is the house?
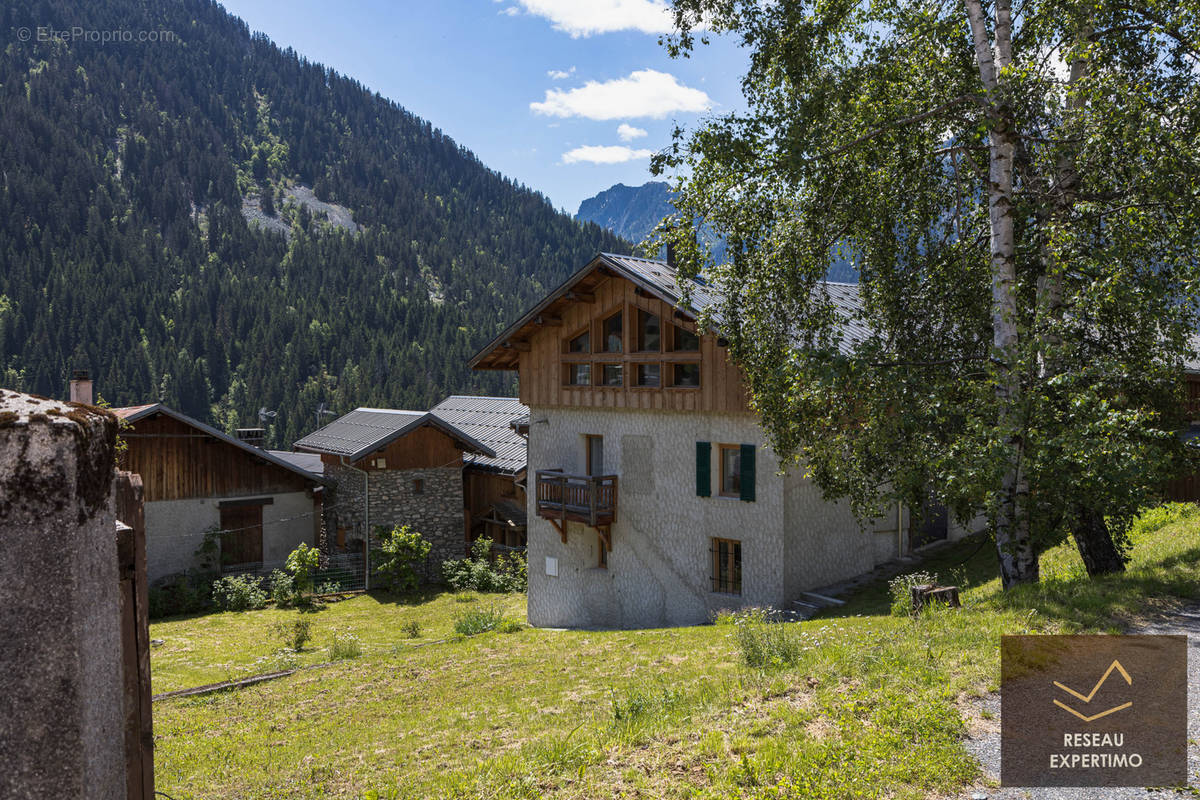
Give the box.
[470,252,975,629]
[431,395,530,551]
[294,401,526,574]
[109,401,327,583]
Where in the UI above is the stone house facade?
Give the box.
[472,252,975,629]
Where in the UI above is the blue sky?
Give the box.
[219,0,748,213]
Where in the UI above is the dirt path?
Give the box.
[961,607,1200,798]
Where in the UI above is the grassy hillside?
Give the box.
[150,505,1200,798]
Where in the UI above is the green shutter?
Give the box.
[696,441,711,497]
[739,444,756,502]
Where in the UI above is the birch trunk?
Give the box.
[965,0,1039,587]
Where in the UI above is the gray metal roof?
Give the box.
[268,450,325,477]
[293,407,496,462]
[431,395,528,475]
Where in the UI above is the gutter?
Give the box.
[340,456,370,592]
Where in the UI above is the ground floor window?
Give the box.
[711,537,742,594]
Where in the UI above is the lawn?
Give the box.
[151,505,1200,799]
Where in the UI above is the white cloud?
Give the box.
[617,123,648,141]
[547,66,576,80]
[562,145,654,165]
[499,5,520,15]
[531,69,711,120]
[513,0,674,37]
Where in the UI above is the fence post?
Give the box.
[115,472,153,800]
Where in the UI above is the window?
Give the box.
[672,363,701,387]
[412,478,425,495]
[602,312,623,353]
[374,457,387,469]
[711,538,742,595]
[636,310,660,352]
[600,363,623,387]
[672,324,699,352]
[586,435,604,476]
[719,445,741,497]
[566,363,591,386]
[635,363,661,387]
[568,330,590,353]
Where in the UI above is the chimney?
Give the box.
[69,370,93,406]
[236,428,266,449]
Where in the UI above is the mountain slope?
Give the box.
[0,0,627,446]
[576,181,675,245]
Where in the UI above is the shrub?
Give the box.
[268,569,295,607]
[401,620,421,638]
[329,629,362,660]
[211,574,267,612]
[888,570,939,617]
[1130,503,1199,539]
[315,580,343,595]
[373,525,432,593]
[272,618,311,652]
[148,570,214,618]
[731,608,807,668]
[285,542,321,599]
[442,537,527,593]
[453,604,506,636]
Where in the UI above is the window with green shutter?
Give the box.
[696,441,711,497]
[739,443,756,502]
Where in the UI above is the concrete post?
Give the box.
[0,390,123,800]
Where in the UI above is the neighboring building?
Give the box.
[431,395,530,550]
[111,403,326,583]
[294,407,499,573]
[470,252,974,629]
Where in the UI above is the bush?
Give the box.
[272,619,311,652]
[453,604,506,636]
[268,569,295,607]
[148,570,214,618]
[1130,503,1200,540]
[211,574,268,612]
[888,570,939,617]
[285,542,321,599]
[731,608,807,668]
[402,620,422,638]
[315,580,343,595]
[329,629,362,660]
[442,537,527,593]
[373,525,431,593]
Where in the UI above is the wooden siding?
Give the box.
[119,414,313,502]
[465,470,523,518]
[517,273,751,413]
[351,425,465,471]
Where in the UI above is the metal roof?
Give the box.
[110,403,327,485]
[431,395,528,475]
[293,407,496,462]
[268,450,325,477]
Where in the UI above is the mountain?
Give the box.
[0,0,628,447]
[576,182,675,246]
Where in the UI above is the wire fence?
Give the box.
[220,551,367,593]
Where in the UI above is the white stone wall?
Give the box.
[144,490,316,581]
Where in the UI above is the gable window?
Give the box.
[602,312,623,353]
[711,538,742,595]
[568,330,590,353]
[672,325,699,352]
[600,363,623,387]
[636,310,660,352]
[635,363,660,387]
[719,445,741,497]
[566,363,591,386]
[672,363,701,387]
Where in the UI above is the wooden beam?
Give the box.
[547,517,566,542]
[502,340,532,352]
[535,315,562,327]
[567,291,595,303]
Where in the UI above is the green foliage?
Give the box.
[211,574,268,612]
[329,629,362,660]
[1129,503,1200,540]
[285,543,320,598]
[452,605,506,636]
[441,537,527,593]
[271,619,312,652]
[729,608,809,668]
[0,0,628,435]
[315,580,344,595]
[148,571,214,619]
[267,569,295,607]
[193,527,222,573]
[372,525,431,594]
[888,571,940,617]
[401,620,422,639]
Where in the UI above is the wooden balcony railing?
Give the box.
[535,470,618,528]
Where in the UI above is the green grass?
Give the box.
[151,505,1200,799]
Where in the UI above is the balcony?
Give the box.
[535,470,618,534]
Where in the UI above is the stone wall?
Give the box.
[0,390,126,799]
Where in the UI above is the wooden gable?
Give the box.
[318,423,466,472]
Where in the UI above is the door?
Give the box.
[911,494,949,548]
[586,435,604,476]
[219,503,264,566]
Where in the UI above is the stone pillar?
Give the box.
[0,390,123,800]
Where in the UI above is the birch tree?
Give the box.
[656,0,1200,587]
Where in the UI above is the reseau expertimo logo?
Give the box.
[1000,635,1187,787]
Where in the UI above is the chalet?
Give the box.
[294,396,529,574]
[109,400,327,583]
[470,252,974,629]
